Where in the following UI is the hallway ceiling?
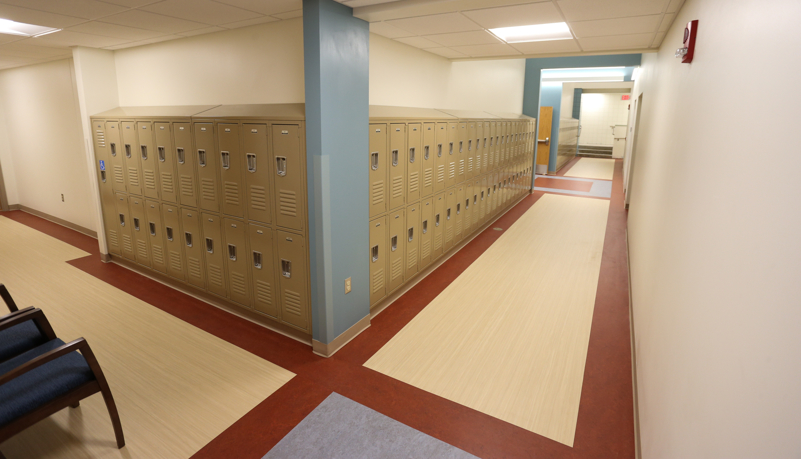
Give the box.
[0,0,682,70]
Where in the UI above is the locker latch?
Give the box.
[246,153,256,172]
[228,244,236,261]
[435,214,440,226]
[198,149,207,167]
[149,222,156,236]
[424,146,430,160]
[449,142,454,155]
[141,145,148,160]
[205,238,214,253]
[459,141,463,153]
[166,227,173,241]
[391,150,399,167]
[409,147,415,163]
[125,144,132,158]
[408,228,414,242]
[185,232,193,247]
[221,151,230,169]
[468,140,472,151]
[371,246,379,263]
[281,259,292,278]
[119,214,125,227]
[446,209,451,220]
[133,218,140,231]
[276,156,287,176]
[177,148,185,164]
[456,204,460,215]
[465,199,470,210]
[391,236,397,252]
[422,220,427,233]
[437,144,442,157]
[253,251,262,269]
[158,146,166,162]
[371,153,379,171]
[110,143,116,156]
[100,170,106,182]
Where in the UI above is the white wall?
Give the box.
[626,0,801,457]
[0,59,96,231]
[369,34,525,113]
[578,93,630,146]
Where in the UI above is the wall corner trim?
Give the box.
[313,314,371,358]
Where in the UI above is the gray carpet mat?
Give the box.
[263,392,478,459]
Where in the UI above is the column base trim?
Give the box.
[312,314,371,358]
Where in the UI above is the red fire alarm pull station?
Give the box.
[622,95,631,101]
[675,20,699,63]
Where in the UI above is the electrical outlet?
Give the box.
[61,194,64,202]
[345,277,352,294]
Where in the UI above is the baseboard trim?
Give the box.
[99,252,112,263]
[626,230,643,459]
[15,205,97,239]
[312,314,371,358]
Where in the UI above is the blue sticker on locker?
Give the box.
[99,160,106,171]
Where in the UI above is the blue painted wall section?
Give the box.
[303,0,370,344]
[572,88,582,119]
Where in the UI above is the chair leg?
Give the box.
[99,386,125,448]
[70,401,80,408]
[0,448,6,459]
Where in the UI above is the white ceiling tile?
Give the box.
[369,21,414,39]
[27,29,130,48]
[175,25,226,36]
[272,9,302,20]
[450,43,521,57]
[343,0,400,7]
[666,0,684,13]
[0,0,128,21]
[67,21,166,40]
[386,13,482,35]
[96,0,161,6]
[462,2,563,29]
[651,31,666,47]
[394,36,440,49]
[424,30,501,47]
[510,39,581,55]
[571,15,662,38]
[0,3,88,28]
[557,0,668,22]
[210,0,301,16]
[426,47,467,59]
[659,13,675,32]
[220,15,279,29]
[141,0,263,26]
[578,33,655,51]
[100,9,209,33]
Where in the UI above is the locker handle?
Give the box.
[424,146,430,160]
[409,147,415,163]
[149,222,156,236]
[177,148,185,164]
[276,156,287,176]
[474,195,478,204]
[435,214,440,226]
[456,203,460,215]
[408,228,414,242]
[228,244,236,261]
[371,246,379,263]
[391,235,398,251]
[468,140,472,151]
[246,153,256,172]
[253,251,262,269]
[371,152,379,171]
[100,170,106,183]
[125,144,132,158]
[119,214,125,227]
[198,149,207,167]
[185,232,193,247]
[166,227,174,241]
[205,238,213,254]
[465,199,470,210]
[110,143,117,157]
[446,209,451,220]
[391,150,398,167]
[422,220,428,234]
[437,144,442,157]
[141,145,148,160]
[449,142,453,155]
[281,259,291,278]
[221,151,230,170]
[133,218,140,231]
[459,141,463,153]
[158,146,166,162]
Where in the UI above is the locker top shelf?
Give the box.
[91,105,219,118]
[436,109,500,119]
[193,103,306,120]
[486,111,536,120]
[369,105,456,120]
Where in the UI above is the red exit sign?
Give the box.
[622,95,631,101]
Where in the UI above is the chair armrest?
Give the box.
[0,338,89,386]
[0,284,19,312]
[0,308,57,340]
[0,306,35,323]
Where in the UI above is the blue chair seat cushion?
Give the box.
[0,321,47,363]
[0,339,95,426]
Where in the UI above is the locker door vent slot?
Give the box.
[435,214,440,226]
[119,214,125,227]
[177,148,185,164]
[185,232,193,247]
[391,150,399,167]
[228,244,236,261]
[276,157,287,176]
[141,145,148,160]
[424,146,430,160]
[149,222,156,236]
[253,251,262,269]
[391,236,397,251]
[408,228,414,242]
[125,144,132,158]
[281,259,292,278]
[246,153,256,172]
[422,220,428,233]
[221,151,230,169]
[100,170,106,182]
[158,146,166,162]
[166,227,174,241]
[205,238,214,253]
[198,149,207,167]
[133,218,140,231]
[371,245,379,262]
[409,147,415,163]
[110,143,117,156]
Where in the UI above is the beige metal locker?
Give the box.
[181,208,205,289]
[173,123,198,208]
[154,123,179,204]
[369,216,387,308]
[389,123,406,211]
[447,122,457,188]
[128,196,151,267]
[471,180,480,231]
[194,123,220,212]
[106,121,127,194]
[405,202,420,277]
[249,223,278,318]
[273,125,305,231]
[406,123,422,203]
[463,182,473,237]
[369,123,388,218]
[202,213,227,298]
[276,230,310,331]
[421,123,435,198]
[419,197,433,270]
[454,185,464,243]
[479,176,488,226]
[145,200,168,274]
[218,124,246,218]
[223,218,251,307]
[121,121,143,196]
[388,209,405,292]
[467,122,476,180]
[161,204,185,281]
[444,189,455,252]
[138,122,159,199]
[93,121,121,256]
[432,192,445,260]
[243,124,271,224]
[434,123,447,193]
[114,192,135,261]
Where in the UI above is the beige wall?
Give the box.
[626,0,801,457]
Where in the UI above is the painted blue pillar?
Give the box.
[303,0,370,353]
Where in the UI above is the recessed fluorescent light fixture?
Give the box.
[0,18,60,38]
[489,22,572,44]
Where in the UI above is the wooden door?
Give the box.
[537,106,553,169]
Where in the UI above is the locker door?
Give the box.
[218,124,246,218]
[421,123,435,198]
[432,192,445,260]
[145,200,168,274]
[454,185,464,243]
[499,121,506,168]
[174,123,198,208]
[456,122,467,184]
[154,123,178,203]
[243,124,271,224]
[389,124,406,211]
[114,192,135,261]
[494,122,501,169]
[480,176,488,225]
[467,122,476,180]
[128,196,151,267]
[224,218,251,307]
[369,123,388,218]
[276,231,310,331]
[406,123,422,204]
[181,208,205,289]
[138,122,159,199]
[369,216,387,308]
[463,182,473,237]
[162,204,185,281]
[444,189,455,252]
[482,121,490,172]
[93,121,121,256]
[273,125,305,231]
[419,198,433,270]
[388,209,405,293]
[106,122,126,193]
[121,122,142,196]
[474,121,482,178]
[446,122,457,188]
[471,180,480,231]
[434,123,447,192]
[249,224,277,318]
[202,213,227,297]
[405,202,420,277]
[194,123,220,212]
[489,121,497,171]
